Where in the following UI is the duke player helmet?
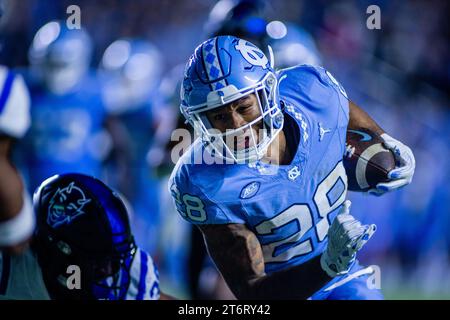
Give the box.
[32,173,136,300]
[180,35,283,162]
[28,20,92,94]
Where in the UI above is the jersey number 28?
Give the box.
[255,161,347,263]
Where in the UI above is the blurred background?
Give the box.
[0,0,448,299]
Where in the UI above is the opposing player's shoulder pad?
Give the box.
[0,66,31,138]
[168,142,246,225]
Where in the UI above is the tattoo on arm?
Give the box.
[199,223,265,298]
[199,223,332,299]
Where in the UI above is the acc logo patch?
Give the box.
[240,181,260,199]
[235,39,268,69]
[47,182,91,228]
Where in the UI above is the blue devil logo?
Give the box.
[47,182,91,228]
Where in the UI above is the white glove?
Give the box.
[321,200,376,277]
[369,133,415,196]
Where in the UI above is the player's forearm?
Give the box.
[202,223,332,300]
[240,255,331,300]
[0,158,24,222]
[0,139,24,222]
[348,101,384,135]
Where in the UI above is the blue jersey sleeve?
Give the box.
[279,65,349,124]
[169,160,246,225]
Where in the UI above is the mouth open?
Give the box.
[234,136,251,150]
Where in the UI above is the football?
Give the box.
[344,128,396,191]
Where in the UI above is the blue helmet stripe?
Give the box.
[0,71,15,114]
[202,38,227,91]
[215,36,228,87]
[136,249,148,300]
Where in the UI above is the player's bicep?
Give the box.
[199,223,265,299]
[348,100,383,135]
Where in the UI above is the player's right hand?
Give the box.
[320,200,376,277]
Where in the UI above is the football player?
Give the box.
[0,173,166,300]
[18,21,114,193]
[169,36,415,299]
[190,6,324,298]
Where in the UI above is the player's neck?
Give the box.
[261,130,291,166]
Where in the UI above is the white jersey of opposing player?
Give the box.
[0,247,160,300]
[0,66,31,138]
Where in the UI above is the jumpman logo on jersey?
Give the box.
[319,122,331,141]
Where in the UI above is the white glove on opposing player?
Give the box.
[320,200,376,277]
[368,133,415,196]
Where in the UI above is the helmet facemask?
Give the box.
[183,71,283,163]
[34,229,137,300]
[90,242,137,300]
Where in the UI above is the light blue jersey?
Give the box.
[170,65,382,299]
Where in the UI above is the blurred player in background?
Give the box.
[0,173,170,300]
[16,21,118,194]
[98,38,169,255]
